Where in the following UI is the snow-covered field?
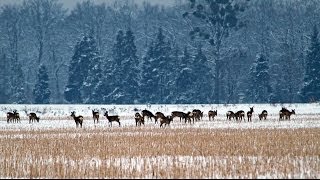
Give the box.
[0,103,320,130]
[0,103,319,179]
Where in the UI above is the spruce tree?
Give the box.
[64,35,100,103]
[175,46,195,103]
[9,58,26,103]
[33,64,51,104]
[248,53,272,103]
[122,29,140,103]
[0,51,8,103]
[301,25,320,102]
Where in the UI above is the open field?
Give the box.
[0,103,319,178]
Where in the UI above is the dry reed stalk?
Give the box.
[0,128,319,178]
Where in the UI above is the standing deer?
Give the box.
[208,110,217,121]
[71,111,83,128]
[258,110,268,120]
[7,110,16,123]
[192,109,203,121]
[134,112,144,127]
[28,112,40,123]
[247,107,254,122]
[171,111,188,122]
[279,108,295,120]
[160,115,173,128]
[92,110,99,124]
[142,109,156,123]
[226,111,235,120]
[104,111,121,127]
[235,110,245,121]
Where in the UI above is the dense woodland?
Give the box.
[0,0,320,104]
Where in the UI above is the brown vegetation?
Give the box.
[0,127,318,179]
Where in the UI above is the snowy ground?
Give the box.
[0,103,320,130]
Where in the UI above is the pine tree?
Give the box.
[301,25,320,102]
[248,53,272,103]
[64,35,100,103]
[33,64,51,104]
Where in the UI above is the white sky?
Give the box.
[0,0,174,10]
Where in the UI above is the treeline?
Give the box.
[0,0,320,104]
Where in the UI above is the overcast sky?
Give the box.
[0,0,174,10]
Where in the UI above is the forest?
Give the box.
[0,0,320,104]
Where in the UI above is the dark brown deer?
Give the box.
[7,110,16,123]
[208,110,217,121]
[71,111,83,128]
[185,111,195,124]
[226,111,235,120]
[160,115,173,128]
[7,110,20,123]
[279,108,295,120]
[28,112,40,123]
[192,109,203,121]
[142,109,156,123]
[235,110,245,121]
[92,110,99,124]
[247,107,254,122]
[171,111,188,122]
[155,112,165,124]
[258,110,268,120]
[134,112,144,126]
[104,111,121,127]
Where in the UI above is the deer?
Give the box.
[247,107,254,122]
[92,110,99,124]
[235,110,245,121]
[142,109,156,123]
[226,111,235,121]
[70,111,83,128]
[258,110,268,120]
[185,111,195,124]
[7,110,20,123]
[279,108,295,120]
[134,112,144,127]
[104,111,121,127]
[155,112,166,124]
[160,115,173,128]
[192,109,203,121]
[171,111,188,122]
[208,110,217,121]
[28,112,40,123]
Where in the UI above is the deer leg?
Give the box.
[118,121,121,127]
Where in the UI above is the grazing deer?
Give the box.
[192,109,203,121]
[134,112,144,126]
[247,107,254,122]
[235,110,245,121]
[208,110,217,121]
[160,115,173,128]
[226,111,235,120]
[71,111,83,128]
[28,112,40,123]
[142,109,156,123]
[171,111,188,122]
[155,112,165,124]
[104,111,121,127]
[258,110,268,120]
[279,108,295,120]
[92,110,99,124]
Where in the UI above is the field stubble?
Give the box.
[0,126,319,179]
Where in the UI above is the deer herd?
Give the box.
[5,107,296,128]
